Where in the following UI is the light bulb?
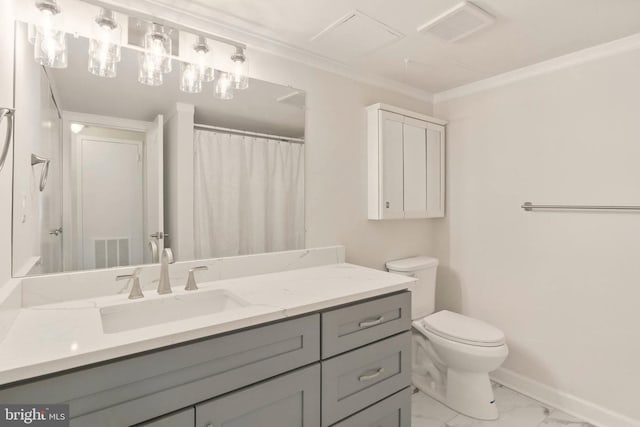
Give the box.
[193,37,214,82]
[230,47,249,90]
[180,63,202,93]
[214,71,234,100]
[33,0,67,68]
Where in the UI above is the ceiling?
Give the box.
[145,0,640,94]
[46,32,306,137]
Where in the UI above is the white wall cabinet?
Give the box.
[367,104,446,220]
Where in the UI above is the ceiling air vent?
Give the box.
[417,1,495,42]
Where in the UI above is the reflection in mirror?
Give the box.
[12,20,305,277]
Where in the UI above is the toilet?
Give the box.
[386,256,508,420]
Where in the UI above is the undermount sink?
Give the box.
[100,289,251,334]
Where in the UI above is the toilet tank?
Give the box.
[386,256,439,319]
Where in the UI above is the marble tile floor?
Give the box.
[412,383,595,427]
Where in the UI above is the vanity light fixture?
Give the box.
[230,46,249,90]
[88,8,121,78]
[214,71,234,100]
[33,0,67,68]
[180,62,202,93]
[193,36,214,82]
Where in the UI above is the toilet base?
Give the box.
[414,369,498,421]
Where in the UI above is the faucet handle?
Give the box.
[162,248,174,264]
[185,266,208,291]
[117,274,144,300]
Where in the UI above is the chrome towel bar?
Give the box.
[522,202,640,212]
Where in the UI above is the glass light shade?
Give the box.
[231,48,249,90]
[214,72,234,100]
[138,53,163,86]
[34,1,67,68]
[88,9,122,65]
[194,37,214,82]
[197,55,214,83]
[144,26,172,74]
[34,28,67,68]
[180,63,202,93]
[88,55,117,78]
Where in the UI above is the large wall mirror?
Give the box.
[11,3,305,277]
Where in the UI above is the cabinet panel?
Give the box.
[136,408,194,427]
[322,291,411,358]
[403,120,427,218]
[426,125,445,218]
[322,332,411,426]
[196,364,320,427]
[379,111,404,219]
[0,315,319,427]
[332,388,411,427]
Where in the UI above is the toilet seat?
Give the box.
[414,310,505,347]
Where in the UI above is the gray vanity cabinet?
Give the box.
[0,291,412,427]
[195,365,321,427]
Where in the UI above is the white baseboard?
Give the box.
[491,368,640,427]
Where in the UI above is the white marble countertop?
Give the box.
[0,263,414,386]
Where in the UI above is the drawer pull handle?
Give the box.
[358,367,385,382]
[359,315,384,328]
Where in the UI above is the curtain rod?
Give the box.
[194,123,305,143]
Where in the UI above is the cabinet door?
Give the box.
[136,408,194,426]
[402,117,428,218]
[196,365,320,427]
[426,124,445,218]
[379,111,404,219]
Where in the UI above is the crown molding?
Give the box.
[434,32,640,103]
[95,0,435,104]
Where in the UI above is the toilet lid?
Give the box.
[420,311,506,347]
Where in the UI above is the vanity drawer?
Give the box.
[322,291,410,358]
[331,387,411,427]
[0,314,319,427]
[321,332,411,427]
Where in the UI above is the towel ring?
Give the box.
[0,108,15,173]
[31,153,51,192]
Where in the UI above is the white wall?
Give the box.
[250,51,440,269]
[435,48,640,423]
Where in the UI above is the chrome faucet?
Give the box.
[157,248,174,294]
